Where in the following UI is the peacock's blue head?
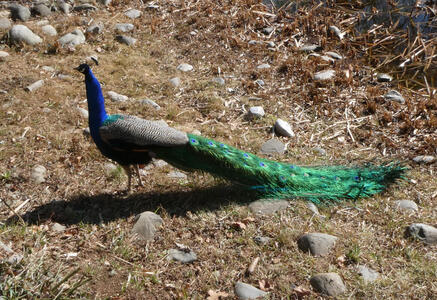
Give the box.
[74,63,91,74]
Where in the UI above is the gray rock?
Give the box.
[262,26,274,34]
[177,63,193,72]
[299,44,322,52]
[306,202,320,215]
[249,199,288,215]
[115,23,134,33]
[310,273,346,296]
[0,51,9,62]
[329,25,345,40]
[83,127,91,137]
[52,222,66,232]
[314,69,335,81]
[58,29,85,47]
[9,25,43,45]
[356,265,379,283]
[103,162,118,175]
[313,147,326,156]
[260,139,286,155]
[131,211,163,241]
[169,77,181,87]
[325,51,342,60]
[116,35,136,46]
[234,282,268,300]
[253,236,271,245]
[58,2,71,14]
[10,4,31,21]
[405,223,437,244]
[76,107,89,118]
[25,80,44,92]
[254,79,265,87]
[384,90,405,104]
[395,200,418,212]
[377,73,393,82]
[32,4,51,17]
[73,4,97,11]
[107,91,128,102]
[87,23,104,34]
[41,25,57,37]
[168,171,187,179]
[140,99,161,110]
[168,248,197,263]
[98,0,112,6]
[31,165,47,183]
[0,17,11,30]
[297,233,337,256]
[274,119,294,137]
[412,155,435,164]
[248,106,265,118]
[212,77,225,85]
[125,9,141,19]
[248,40,259,45]
[257,63,270,69]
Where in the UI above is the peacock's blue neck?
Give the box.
[84,69,108,143]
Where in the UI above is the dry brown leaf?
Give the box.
[231,221,246,230]
[207,289,230,300]
[292,285,312,297]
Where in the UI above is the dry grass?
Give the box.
[0,0,436,299]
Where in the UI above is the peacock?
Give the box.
[75,63,407,204]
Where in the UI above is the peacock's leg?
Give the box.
[134,164,143,186]
[121,165,132,191]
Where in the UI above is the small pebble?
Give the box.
[167,248,197,263]
[257,63,270,69]
[115,23,134,33]
[169,77,181,87]
[131,211,163,241]
[377,73,393,82]
[31,4,51,17]
[262,27,274,34]
[140,99,161,110]
[31,165,47,183]
[325,51,343,60]
[313,147,326,156]
[310,273,346,296]
[177,63,193,72]
[253,236,271,245]
[107,91,128,102]
[116,35,137,46]
[356,265,379,283]
[384,90,405,104]
[87,23,104,35]
[0,51,9,62]
[125,9,141,19]
[329,25,345,40]
[234,282,268,300]
[405,223,437,244]
[73,4,97,11]
[274,119,294,137]
[412,155,435,164]
[10,4,31,22]
[41,25,57,37]
[25,80,44,92]
[299,44,322,52]
[211,77,225,85]
[9,25,42,45]
[260,139,286,155]
[395,200,418,212]
[0,17,12,30]
[254,79,265,87]
[76,107,89,118]
[297,233,337,256]
[51,222,66,232]
[314,69,335,81]
[249,199,288,215]
[248,106,265,118]
[58,29,85,47]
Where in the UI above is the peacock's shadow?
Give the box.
[15,185,256,226]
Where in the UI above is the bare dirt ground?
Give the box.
[0,0,436,299]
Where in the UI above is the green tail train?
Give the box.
[153,134,407,204]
